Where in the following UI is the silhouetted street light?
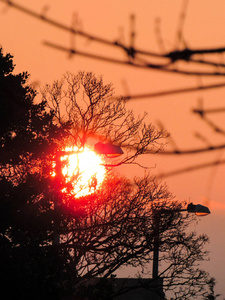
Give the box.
[94,142,124,158]
[184,202,211,216]
[152,203,211,279]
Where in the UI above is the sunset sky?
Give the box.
[1,0,225,297]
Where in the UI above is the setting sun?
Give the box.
[56,146,106,197]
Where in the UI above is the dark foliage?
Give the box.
[0,47,73,299]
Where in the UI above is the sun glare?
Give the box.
[57,146,106,197]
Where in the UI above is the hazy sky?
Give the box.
[1,0,225,297]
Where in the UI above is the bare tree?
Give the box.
[40,71,211,299]
[55,174,210,300]
[41,71,167,167]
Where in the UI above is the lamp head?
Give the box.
[187,203,211,216]
[94,142,123,158]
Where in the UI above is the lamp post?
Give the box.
[94,142,124,158]
[53,142,123,246]
[152,203,211,279]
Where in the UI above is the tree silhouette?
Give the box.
[41,71,166,166]
[41,70,211,299]
[0,47,73,299]
[0,49,212,299]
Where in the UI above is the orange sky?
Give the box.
[1,0,225,297]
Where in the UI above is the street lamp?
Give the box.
[186,202,211,216]
[152,202,210,279]
[94,142,124,158]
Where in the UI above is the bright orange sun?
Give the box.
[57,146,106,197]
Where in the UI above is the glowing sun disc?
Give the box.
[60,146,106,197]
